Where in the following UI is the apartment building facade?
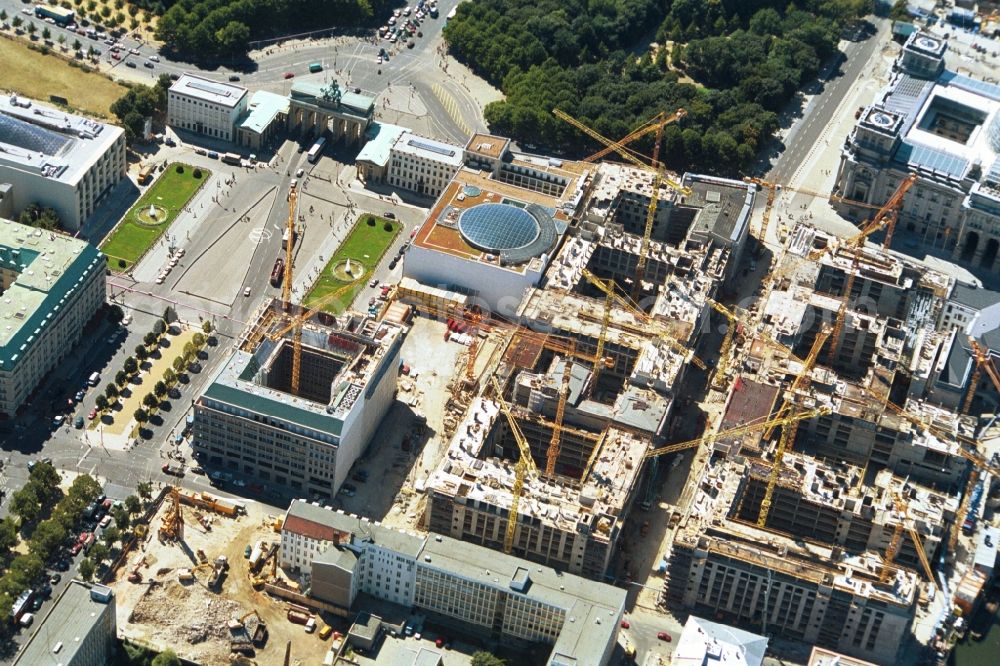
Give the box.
[167,73,248,142]
[665,533,916,665]
[0,221,107,417]
[281,501,626,666]
[387,132,463,198]
[193,309,403,500]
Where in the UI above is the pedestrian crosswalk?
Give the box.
[431,83,473,136]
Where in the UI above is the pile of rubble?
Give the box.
[128,580,243,652]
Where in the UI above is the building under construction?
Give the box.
[664,458,922,665]
[421,162,752,578]
[192,299,404,501]
[656,208,998,662]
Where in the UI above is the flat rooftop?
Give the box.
[357,122,408,168]
[238,90,289,136]
[465,133,509,160]
[0,95,123,185]
[0,219,103,369]
[13,581,114,665]
[206,301,404,429]
[170,73,247,108]
[411,172,571,272]
[286,502,626,664]
[393,132,463,166]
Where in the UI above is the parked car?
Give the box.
[657,632,672,642]
[52,415,65,427]
[228,74,240,81]
[74,415,85,429]
[369,278,379,288]
[384,211,396,219]
[99,515,112,528]
[125,60,136,68]
[88,408,97,420]
[75,390,85,401]
[284,72,295,79]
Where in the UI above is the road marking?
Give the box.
[431,83,473,136]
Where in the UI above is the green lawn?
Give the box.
[101,164,210,271]
[305,214,401,313]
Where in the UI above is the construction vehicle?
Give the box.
[251,545,279,589]
[554,108,691,298]
[489,375,539,554]
[176,489,241,517]
[157,487,184,543]
[755,327,831,526]
[127,557,146,583]
[238,609,269,646]
[287,609,311,625]
[207,555,229,590]
[807,175,916,365]
[196,549,208,563]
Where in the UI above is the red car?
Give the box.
[657,631,672,642]
[621,620,630,629]
[284,72,295,79]
[112,52,121,60]
[69,542,83,555]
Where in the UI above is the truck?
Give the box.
[221,152,242,166]
[162,463,184,477]
[11,590,33,626]
[287,609,311,625]
[269,257,285,286]
[138,163,156,185]
[35,5,74,25]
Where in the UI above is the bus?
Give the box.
[35,5,74,25]
[221,152,242,165]
[308,62,323,73]
[307,137,326,164]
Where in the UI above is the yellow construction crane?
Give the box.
[554,108,691,299]
[707,300,740,390]
[810,175,916,365]
[266,279,358,396]
[581,268,706,370]
[642,405,831,459]
[880,397,996,556]
[757,327,832,527]
[743,178,883,238]
[282,183,298,310]
[157,486,184,543]
[880,491,936,584]
[546,343,575,477]
[582,109,686,164]
[963,337,1000,415]
[489,375,539,554]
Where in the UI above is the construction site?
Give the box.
[168,91,1000,665]
[110,488,339,665]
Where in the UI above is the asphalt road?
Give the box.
[763,19,889,184]
[0,0,479,141]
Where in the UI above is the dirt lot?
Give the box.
[336,315,500,532]
[111,492,332,665]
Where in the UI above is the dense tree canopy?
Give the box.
[446,0,872,175]
[154,0,394,58]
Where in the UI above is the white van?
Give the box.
[88,372,100,386]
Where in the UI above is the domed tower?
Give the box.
[900,32,947,80]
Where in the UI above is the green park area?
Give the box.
[101,164,209,271]
[305,214,401,314]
